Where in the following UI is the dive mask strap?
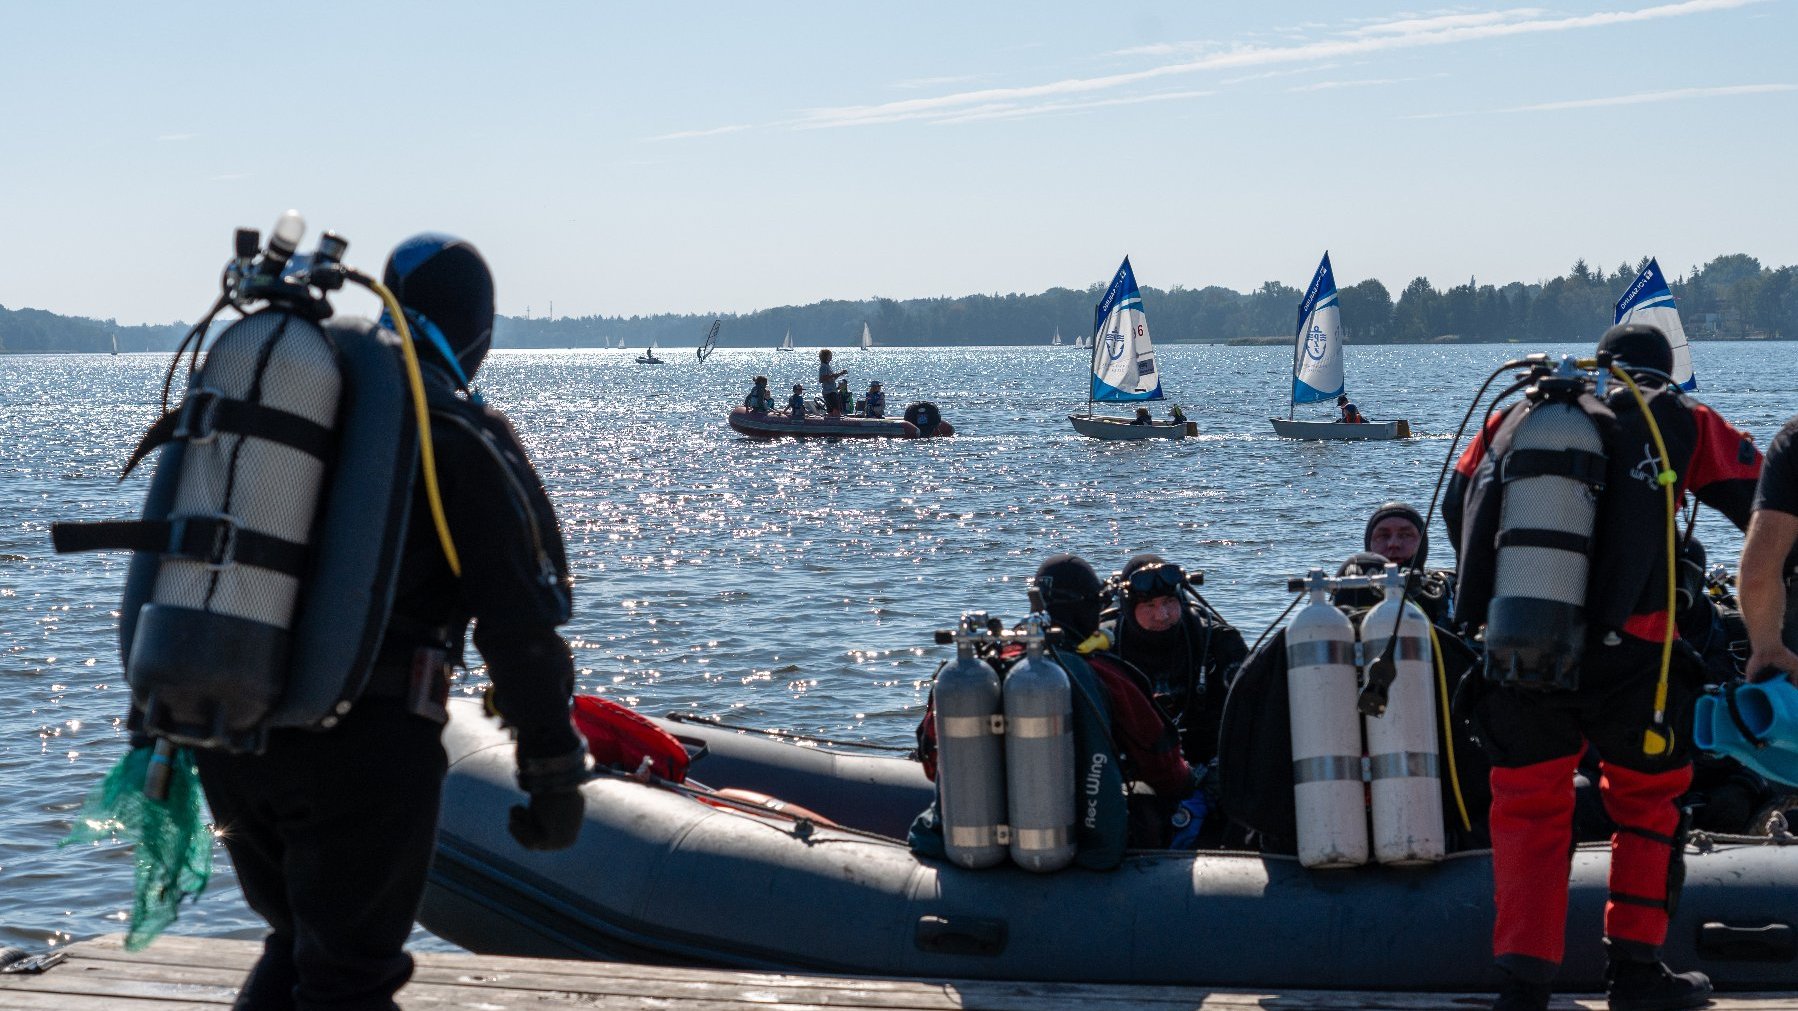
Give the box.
[382,309,484,405]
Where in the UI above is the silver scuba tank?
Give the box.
[1285,569,1370,869]
[1003,621,1077,873]
[934,613,1009,870]
[1360,564,1444,865]
[1485,363,1605,690]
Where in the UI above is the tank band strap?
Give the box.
[1287,639,1356,669]
[49,516,308,578]
[121,393,334,478]
[1495,528,1592,554]
[947,825,1004,848]
[1368,751,1441,781]
[1502,448,1607,487]
[1006,714,1067,740]
[1292,755,1364,785]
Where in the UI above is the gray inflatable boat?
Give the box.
[420,700,1798,990]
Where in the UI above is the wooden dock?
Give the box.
[1,934,1792,1009]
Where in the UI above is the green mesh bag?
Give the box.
[61,745,212,950]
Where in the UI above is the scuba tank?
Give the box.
[932,612,1009,870]
[1002,613,1077,873]
[1483,358,1607,690]
[52,212,423,755]
[1284,569,1369,869]
[1359,564,1444,865]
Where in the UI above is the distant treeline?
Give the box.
[5,253,1794,354]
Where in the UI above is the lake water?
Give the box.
[3,340,1794,952]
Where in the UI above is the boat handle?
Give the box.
[1695,922,1795,962]
[915,914,1007,956]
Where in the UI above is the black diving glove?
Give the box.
[508,789,584,850]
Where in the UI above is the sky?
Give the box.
[2,0,1793,326]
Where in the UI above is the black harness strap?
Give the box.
[1501,448,1607,487]
[1495,528,1593,554]
[1608,889,1669,911]
[1615,823,1679,847]
[120,391,333,479]
[49,516,308,578]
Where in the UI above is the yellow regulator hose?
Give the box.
[1603,363,1678,757]
[353,272,463,578]
[1429,623,1472,832]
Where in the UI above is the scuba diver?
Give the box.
[1447,324,1763,1011]
[1099,554,1248,774]
[1362,501,1456,628]
[913,554,1200,862]
[194,235,589,1009]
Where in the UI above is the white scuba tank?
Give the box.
[1485,384,1605,689]
[1286,570,1369,869]
[1003,631,1077,873]
[1360,565,1445,865]
[934,614,1008,870]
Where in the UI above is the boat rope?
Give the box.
[661,712,915,754]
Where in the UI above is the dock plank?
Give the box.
[2,935,1791,1010]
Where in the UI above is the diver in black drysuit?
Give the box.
[194,235,588,1011]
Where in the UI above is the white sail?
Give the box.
[1291,252,1344,406]
[780,330,794,351]
[1090,257,1162,402]
[1051,327,1062,346]
[1615,257,1695,390]
[861,323,872,349]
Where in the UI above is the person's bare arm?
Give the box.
[1739,508,1798,683]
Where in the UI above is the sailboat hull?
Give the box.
[1069,415,1195,440]
[1270,418,1410,441]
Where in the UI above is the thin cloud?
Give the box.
[644,123,753,143]
[656,0,1766,137]
[931,89,1217,126]
[1286,73,1445,92]
[1222,62,1345,85]
[1407,82,1797,118]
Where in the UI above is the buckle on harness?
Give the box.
[168,514,240,571]
[172,388,225,446]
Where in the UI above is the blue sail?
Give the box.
[1090,257,1163,402]
[1290,252,1344,404]
[1614,257,1696,390]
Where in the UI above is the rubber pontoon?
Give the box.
[1068,414,1197,440]
[420,700,1798,990]
[1269,418,1411,441]
[728,408,952,440]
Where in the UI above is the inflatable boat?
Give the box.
[728,407,953,440]
[420,700,1798,990]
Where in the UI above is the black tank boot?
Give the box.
[1605,945,1713,1011]
[1490,976,1551,1011]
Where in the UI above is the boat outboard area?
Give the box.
[421,560,1798,990]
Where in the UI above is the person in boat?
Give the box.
[837,378,854,415]
[190,235,589,1010]
[743,376,776,413]
[1447,324,1762,1011]
[818,350,847,415]
[1168,404,1187,425]
[1098,555,1247,838]
[1739,409,1798,685]
[1361,501,1455,628]
[862,381,886,418]
[787,383,807,420]
[1130,407,1153,426]
[913,554,1202,861]
[1336,394,1367,424]
[1214,551,1492,856]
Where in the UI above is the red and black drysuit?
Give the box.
[1444,384,1761,982]
[917,642,1195,802]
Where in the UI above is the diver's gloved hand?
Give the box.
[508,788,584,850]
[1168,793,1211,850]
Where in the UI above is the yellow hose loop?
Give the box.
[1609,364,1676,756]
[1428,623,1472,832]
[360,276,462,578]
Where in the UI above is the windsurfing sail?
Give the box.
[1615,257,1695,390]
[1089,256,1163,403]
[861,323,872,349]
[1290,251,1344,411]
[697,319,720,362]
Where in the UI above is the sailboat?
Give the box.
[1269,252,1409,441]
[110,333,118,357]
[1051,327,1063,347]
[1068,257,1193,440]
[779,330,794,352]
[636,338,664,365]
[1615,257,1695,390]
[860,323,873,350]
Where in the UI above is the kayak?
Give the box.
[419,700,1798,989]
[728,408,953,439]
